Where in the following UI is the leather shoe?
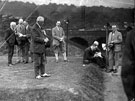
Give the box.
[41,73,50,77]
[64,60,68,62]
[8,64,13,67]
[35,75,42,79]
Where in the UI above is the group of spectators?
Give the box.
[83,25,122,74]
[5,16,67,79]
[82,24,134,101]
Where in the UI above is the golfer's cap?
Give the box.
[36,16,44,22]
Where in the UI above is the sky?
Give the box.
[4,0,135,8]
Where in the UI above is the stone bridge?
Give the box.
[68,30,106,49]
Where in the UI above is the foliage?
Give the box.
[0,1,133,30]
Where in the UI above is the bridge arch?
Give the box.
[69,37,89,48]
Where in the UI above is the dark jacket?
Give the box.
[121,28,135,101]
[5,28,16,46]
[83,46,100,61]
[31,23,47,53]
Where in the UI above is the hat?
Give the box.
[10,22,16,27]
[36,16,44,22]
[112,25,117,28]
[18,19,23,24]
[56,21,61,24]
[93,41,99,46]
[56,21,61,25]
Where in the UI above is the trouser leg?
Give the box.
[55,53,59,61]
[60,42,67,60]
[33,53,40,77]
[114,52,121,70]
[40,54,45,75]
[17,46,22,62]
[8,45,14,64]
[30,52,33,62]
[63,52,67,60]
[108,50,114,70]
[83,49,89,64]
[24,44,29,63]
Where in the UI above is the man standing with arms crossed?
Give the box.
[52,21,68,63]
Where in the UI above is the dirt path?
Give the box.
[104,67,128,101]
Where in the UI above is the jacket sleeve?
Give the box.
[5,29,10,42]
[114,32,122,44]
[52,28,61,41]
[32,28,45,43]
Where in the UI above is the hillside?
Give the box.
[0,1,133,29]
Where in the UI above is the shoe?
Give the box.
[8,64,13,67]
[64,60,68,62]
[35,75,42,79]
[113,69,118,73]
[41,73,50,77]
[83,64,86,67]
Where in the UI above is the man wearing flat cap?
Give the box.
[31,16,50,79]
[52,21,67,62]
[107,25,122,73]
